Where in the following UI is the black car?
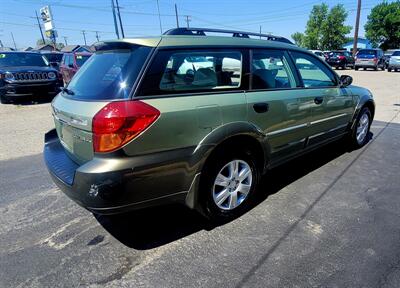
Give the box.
[326,51,355,69]
[0,52,63,103]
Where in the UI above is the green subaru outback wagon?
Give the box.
[44,28,375,221]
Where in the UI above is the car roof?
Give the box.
[98,35,306,52]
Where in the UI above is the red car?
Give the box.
[60,52,92,85]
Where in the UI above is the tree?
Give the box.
[291,32,305,47]
[292,3,352,50]
[365,1,400,50]
[36,39,65,50]
[320,5,352,50]
[303,3,328,49]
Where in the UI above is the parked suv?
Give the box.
[326,50,355,69]
[387,50,400,72]
[44,28,375,221]
[59,52,92,85]
[355,48,385,70]
[0,51,63,103]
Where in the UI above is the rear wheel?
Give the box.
[200,148,260,222]
[388,67,392,72]
[355,66,359,71]
[349,107,372,149]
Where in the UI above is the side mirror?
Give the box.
[340,75,352,87]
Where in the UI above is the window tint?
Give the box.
[392,51,400,56]
[66,46,151,100]
[358,49,377,56]
[290,52,336,88]
[75,54,91,67]
[251,50,294,89]
[139,50,242,96]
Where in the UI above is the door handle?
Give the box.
[253,102,269,113]
[314,97,323,105]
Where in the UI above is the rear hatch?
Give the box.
[356,49,377,64]
[51,42,153,164]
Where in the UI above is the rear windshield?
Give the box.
[66,45,151,100]
[392,51,400,56]
[75,55,91,67]
[0,53,48,67]
[358,50,377,55]
[330,52,344,56]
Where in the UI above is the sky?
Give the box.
[0,0,394,49]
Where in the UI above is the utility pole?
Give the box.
[111,0,120,39]
[115,0,125,38]
[156,0,162,34]
[0,40,4,48]
[259,25,262,39]
[353,0,362,56]
[175,4,179,28]
[63,36,68,46]
[82,30,87,45]
[185,15,191,29]
[10,32,17,50]
[34,10,45,44]
[95,31,100,42]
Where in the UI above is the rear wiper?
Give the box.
[61,87,75,95]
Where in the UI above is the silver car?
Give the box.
[388,50,400,72]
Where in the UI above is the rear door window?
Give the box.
[65,45,151,100]
[251,49,295,90]
[290,51,337,88]
[138,49,243,96]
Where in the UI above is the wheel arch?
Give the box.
[185,121,270,211]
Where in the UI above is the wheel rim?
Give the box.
[356,112,370,144]
[212,159,253,211]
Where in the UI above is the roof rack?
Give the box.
[163,27,294,45]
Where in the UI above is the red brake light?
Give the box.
[373,58,378,62]
[93,101,160,153]
[338,56,346,60]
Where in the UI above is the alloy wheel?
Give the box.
[212,159,253,210]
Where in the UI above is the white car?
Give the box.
[310,50,325,61]
[388,50,400,72]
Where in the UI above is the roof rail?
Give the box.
[163,27,294,45]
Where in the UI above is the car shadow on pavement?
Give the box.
[2,95,55,106]
[95,133,373,250]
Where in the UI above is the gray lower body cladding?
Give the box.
[44,129,202,214]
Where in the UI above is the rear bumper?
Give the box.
[44,129,198,214]
[388,63,400,69]
[355,60,377,67]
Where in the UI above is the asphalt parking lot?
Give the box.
[0,70,399,288]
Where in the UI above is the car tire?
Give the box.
[363,67,367,70]
[355,66,359,71]
[349,107,372,149]
[374,66,378,71]
[388,67,392,72]
[200,147,260,222]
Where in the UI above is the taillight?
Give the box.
[338,56,346,60]
[92,101,160,153]
[373,58,378,63]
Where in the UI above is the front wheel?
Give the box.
[200,149,260,222]
[388,67,392,72]
[349,107,372,149]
